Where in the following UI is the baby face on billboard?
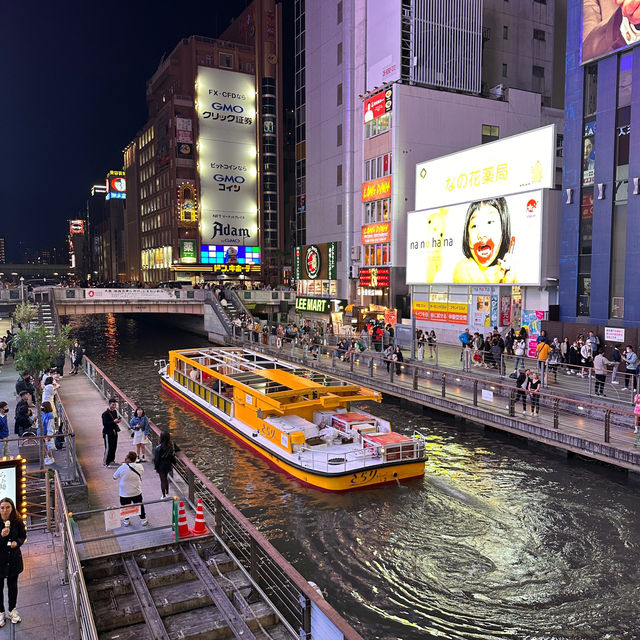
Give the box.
[467,203,502,266]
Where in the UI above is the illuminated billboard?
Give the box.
[106,170,126,200]
[359,267,390,288]
[582,1,640,64]
[406,190,543,286]
[362,176,392,203]
[415,125,555,211]
[364,88,393,123]
[199,244,261,265]
[69,220,85,235]
[0,458,26,519]
[294,243,338,281]
[197,67,259,247]
[361,221,391,245]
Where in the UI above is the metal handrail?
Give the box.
[232,334,639,442]
[81,357,363,640]
[54,471,99,640]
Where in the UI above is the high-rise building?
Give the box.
[87,184,107,281]
[559,0,640,329]
[482,0,567,108]
[294,0,565,333]
[124,0,284,286]
[0,238,5,264]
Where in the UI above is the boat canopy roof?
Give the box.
[168,347,377,400]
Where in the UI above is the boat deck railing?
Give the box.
[297,437,425,472]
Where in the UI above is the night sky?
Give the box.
[0,0,281,261]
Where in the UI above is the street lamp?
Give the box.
[19,277,24,302]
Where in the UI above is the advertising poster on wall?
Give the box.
[197,67,258,246]
[583,121,595,186]
[412,300,468,325]
[521,309,544,357]
[582,1,640,64]
[406,191,543,286]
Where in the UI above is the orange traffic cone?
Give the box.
[175,500,191,539]
[191,498,210,536]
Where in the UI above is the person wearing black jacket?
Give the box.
[13,392,32,437]
[55,352,66,377]
[393,346,404,375]
[0,497,26,625]
[515,369,531,415]
[14,374,34,399]
[153,431,179,500]
[102,398,121,467]
[70,341,84,375]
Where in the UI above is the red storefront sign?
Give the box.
[359,267,390,288]
[361,222,391,245]
[361,176,392,203]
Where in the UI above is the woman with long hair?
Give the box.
[0,497,26,626]
[129,407,150,463]
[153,431,179,500]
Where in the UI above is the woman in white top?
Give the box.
[113,451,147,527]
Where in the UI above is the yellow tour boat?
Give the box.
[158,347,426,491]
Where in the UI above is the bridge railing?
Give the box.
[52,288,207,302]
[81,356,363,640]
[230,333,639,447]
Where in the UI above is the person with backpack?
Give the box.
[548,340,562,384]
[154,431,179,500]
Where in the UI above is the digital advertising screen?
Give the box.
[197,67,259,247]
[582,1,640,64]
[406,190,543,286]
[199,244,261,265]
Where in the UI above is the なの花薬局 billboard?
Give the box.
[197,67,259,247]
[582,1,640,65]
[406,190,543,286]
[414,125,555,211]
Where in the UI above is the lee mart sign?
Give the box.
[295,297,347,314]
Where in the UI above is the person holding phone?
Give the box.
[453,197,517,284]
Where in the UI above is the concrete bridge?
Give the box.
[52,287,205,315]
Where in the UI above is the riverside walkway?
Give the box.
[230,335,640,474]
[0,355,78,639]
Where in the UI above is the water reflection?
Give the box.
[68,314,640,640]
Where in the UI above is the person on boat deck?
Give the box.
[189,368,199,382]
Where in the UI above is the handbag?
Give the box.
[473,353,482,362]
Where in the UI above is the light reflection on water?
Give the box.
[69,314,640,640]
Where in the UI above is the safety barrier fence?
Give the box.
[82,356,363,640]
[235,327,639,404]
[54,471,99,640]
[229,334,638,444]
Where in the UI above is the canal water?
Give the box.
[69,314,639,640]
